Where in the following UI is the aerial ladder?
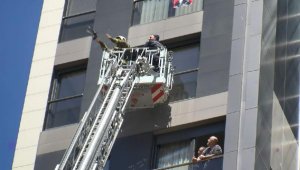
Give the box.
[55,47,174,170]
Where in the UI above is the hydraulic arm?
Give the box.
[56,47,173,170]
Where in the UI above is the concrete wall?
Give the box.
[196,0,234,97]
[54,36,92,66]
[12,0,65,169]
[223,0,264,169]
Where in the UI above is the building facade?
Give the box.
[12,0,299,169]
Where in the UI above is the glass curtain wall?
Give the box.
[44,68,86,129]
[169,43,200,102]
[275,0,300,143]
[272,0,300,169]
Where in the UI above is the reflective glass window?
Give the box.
[59,12,95,42]
[168,43,199,101]
[172,44,199,73]
[169,72,197,102]
[44,68,86,129]
[156,140,193,168]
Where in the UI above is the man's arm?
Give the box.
[96,38,108,50]
[106,33,119,44]
[192,156,201,163]
[200,145,222,160]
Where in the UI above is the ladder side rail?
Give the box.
[77,79,124,170]
[73,78,118,169]
[96,78,137,169]
[65,49,128,169]
[90,64,137,169]
[58,59,118,170]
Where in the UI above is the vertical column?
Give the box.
[223,0,264,170]
[12,0,65,169]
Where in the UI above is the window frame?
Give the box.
[43,65,87,130]
[165,38,200,102]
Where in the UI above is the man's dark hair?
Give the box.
[154,34,160,41]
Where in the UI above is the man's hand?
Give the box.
[200,155,206,160]
[192,157,198,163]
[106,33,112,39]
[86,26,97,40]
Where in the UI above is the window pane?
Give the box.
[45,97,82,129]
[57,69,86,98]
[156,140,193,168]
[59,12,95,42]
[140,0,169,24]
[169,71,197,101]
[171,44,200,73]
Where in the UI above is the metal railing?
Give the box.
[99,47,173,90]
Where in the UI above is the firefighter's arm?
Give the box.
[106,33,120,44]
[96,38,108,50]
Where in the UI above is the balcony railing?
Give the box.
[131,0,203,26]
[153,155,223,170]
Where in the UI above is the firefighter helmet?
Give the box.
[116,35,126,42]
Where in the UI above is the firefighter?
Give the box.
[87,26,130,51]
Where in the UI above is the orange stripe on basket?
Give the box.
[153,90,164,103]
[151,84,162,93]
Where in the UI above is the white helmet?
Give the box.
[116,35,126,42]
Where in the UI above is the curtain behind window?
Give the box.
[157,140,194,169]
[140,0,169,24]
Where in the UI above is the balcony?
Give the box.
[131,0,203,26]
[153,155,223,170]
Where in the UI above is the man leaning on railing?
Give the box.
[200,136,223,161]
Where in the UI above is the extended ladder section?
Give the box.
[56,47,173,170]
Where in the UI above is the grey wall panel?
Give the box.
[36,124,78,155]
[54,36,92,66]
[196,0,234,97]
[197,69,229,97]
[35,150,65,170]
